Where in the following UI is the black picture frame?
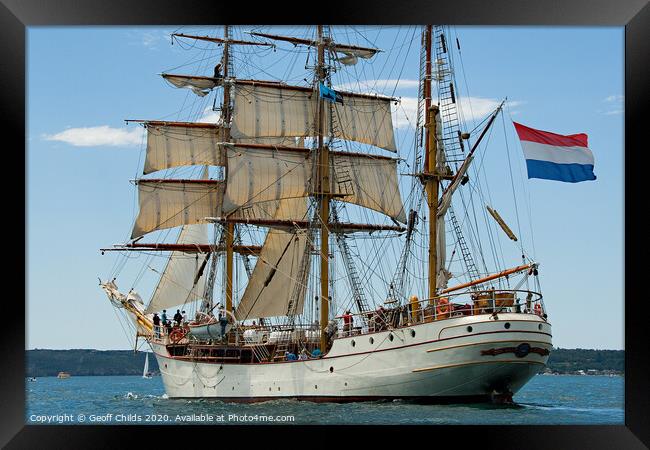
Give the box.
[3,0,647,447]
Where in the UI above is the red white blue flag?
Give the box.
[513,122,596,183]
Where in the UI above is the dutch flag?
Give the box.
[513,121,597,183]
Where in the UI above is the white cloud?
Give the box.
[604,95,623,103]
[141,32,160,49]
[126,30,170,50]
[45,125,145,147]
[392,96,522,129]
[602,95,624,115]
[198,107,220,123]
[335,79,419,93]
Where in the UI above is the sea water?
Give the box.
[25,374,623,425]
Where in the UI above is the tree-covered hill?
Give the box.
[25,348,623,377]
[26,349,159,377]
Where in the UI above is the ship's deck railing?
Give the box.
[149,321,323,346]
[146,290,546,348]
[334,289,546,338]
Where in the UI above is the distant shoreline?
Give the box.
[25,348,624,378]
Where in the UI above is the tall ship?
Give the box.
[100,25,551,402]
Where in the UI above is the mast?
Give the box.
[424,25,440,300]
[317,25,330,352]
[423,25,432,170]
[223,25,235,315]
[427,105,440,300]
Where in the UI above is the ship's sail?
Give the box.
[145,223,209,314]
[162,74,220,96]
[143,353,150,378]
[329,152,406,223]
[230,81,397,152]
[234,229,310,320]
[131,179,224,238]
[222,145,406,223]
[222,145,311,221]
[144,122,226,174]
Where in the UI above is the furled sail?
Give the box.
[438,155,473,218]
[436,219,452,289]
[162,74,220,97]
[230,81,397,152]
[247,32,380,66]
[222,145,311,221]
[335,46,377,65]
[131,180,224,238]
[433,116,453,288]
[330,153,406,223]
[234,229,310,320]
[144,122,226,174]
[145,224,209,314]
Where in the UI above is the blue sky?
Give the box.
[27,26,623,350]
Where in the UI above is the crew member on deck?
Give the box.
[174,310,182,326]
[342,310,353,336]
[153,313,161,338]
[218,307,228,340]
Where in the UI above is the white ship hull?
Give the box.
[150,313,551,402]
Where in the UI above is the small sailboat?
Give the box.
[142,353,153,379]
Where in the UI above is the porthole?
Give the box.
[389,333,394,341]
[329,366,334,373]
[467,326,473,333]
[410,330,416,338]
[351,340,356,347]
[344,382,348,386]
[164,363,168,368]
[369,337,374,344]
[538,324,543,330]
[504,322,511,329]
[315,385,318,389]
[232,386,235,391]
[278,387,281,391]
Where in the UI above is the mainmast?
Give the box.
[317,25,330,352]
[222,25,235,316]
[158,26,400,336]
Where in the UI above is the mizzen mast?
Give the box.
[422,25,441,300]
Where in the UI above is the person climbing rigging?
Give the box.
[213,63,222,80]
